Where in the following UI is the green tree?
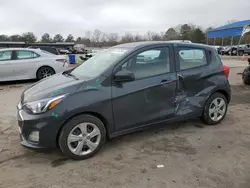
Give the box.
[9,35,23,42]
[0,35,9,41]
[53,34,64,42]
[22,32,37,43]
[165,28,178,40]
[189,28,205,43]
[41,33,52,43]
[180,24,192,40]
[65,34,74,42]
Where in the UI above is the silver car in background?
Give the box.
[0,48,69,81]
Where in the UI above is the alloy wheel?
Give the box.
[209,97,226,122]
[67,122,101,156]
[39,68,54,79]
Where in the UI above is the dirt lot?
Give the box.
[1,60,250,188]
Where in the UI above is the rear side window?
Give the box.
[0,51,12,61]
[210,48,222,66]
[16,50,39,59]
[178,47,207,70]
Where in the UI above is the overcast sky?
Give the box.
[0,0,249,38]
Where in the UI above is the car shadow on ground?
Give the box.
[1,118,205,168]
[1,83,250,167]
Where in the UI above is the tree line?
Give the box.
[0,23,249,47]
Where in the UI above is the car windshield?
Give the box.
[71,48,129,78]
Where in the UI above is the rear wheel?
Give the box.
[242,68,250,85]
[37,66,55,80]
[202,93,228,125]
[59,114,106,160]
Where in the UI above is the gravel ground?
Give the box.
[0,60,250,188]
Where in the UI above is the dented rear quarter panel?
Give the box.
[173,44,231,118]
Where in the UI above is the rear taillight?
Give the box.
[222,65,229,78]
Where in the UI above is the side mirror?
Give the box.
[114,69,135,82]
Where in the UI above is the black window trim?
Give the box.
[0,50,13,61]
[112,44,175,82]
[13,50,40,60]
[174,45,209,72]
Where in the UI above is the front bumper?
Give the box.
[17,102,61,149]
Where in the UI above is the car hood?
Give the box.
[21,73,89,103]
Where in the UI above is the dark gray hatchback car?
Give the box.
[17,41,231,160]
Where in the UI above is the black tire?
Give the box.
[59,114,106,160]
[37,66,55,80]
[242,69,250,85]
[202,92,228,125]
[238,51,244,56]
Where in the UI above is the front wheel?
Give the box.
[59,114,106,160]
[202,93,228,125]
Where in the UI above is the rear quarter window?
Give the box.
[210,48,222,66]
[178,47,207,70]
[16,50,39,59]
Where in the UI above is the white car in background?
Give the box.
[0,48,69,81]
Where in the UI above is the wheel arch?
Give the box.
[56,111,110,146]
[202,89,230,114]
[36,65,55,79]
[214,89,230,103]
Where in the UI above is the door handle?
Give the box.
[161,79,169,83]
[160,79,174,85]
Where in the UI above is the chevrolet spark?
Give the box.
[17,42,231,160]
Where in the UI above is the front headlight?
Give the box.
[23,95,66,114]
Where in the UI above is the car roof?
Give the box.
[113,41,213,50]
[0,48,42,53]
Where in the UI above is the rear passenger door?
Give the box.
[174,44,210,117]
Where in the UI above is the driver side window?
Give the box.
[0,51,12,61]
[121,47,170,80]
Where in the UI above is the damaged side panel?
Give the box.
[173,47,227,118]
[175,69,227,118]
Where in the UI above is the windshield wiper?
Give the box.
[62,71,79,80]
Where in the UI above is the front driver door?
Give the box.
[112,45,177,132]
